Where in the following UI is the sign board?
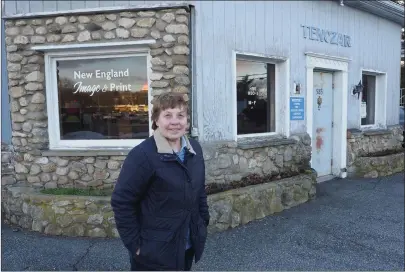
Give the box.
[290,97,305,120]
[301,25,352,47]
[361,102,367,118]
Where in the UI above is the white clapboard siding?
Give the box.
[193,0,402,141]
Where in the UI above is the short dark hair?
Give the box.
[151,92,189,130]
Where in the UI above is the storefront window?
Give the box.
[56,56,149,140]
[236,59,276,135]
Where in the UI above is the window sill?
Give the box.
[362,129,391,136]
[347,128,391,138]
[42,148,132,157]
[237,134,296,150]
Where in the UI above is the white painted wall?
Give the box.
[193,0,402,141]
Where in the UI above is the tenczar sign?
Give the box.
[300,25,352,47]
[73,68,132,96]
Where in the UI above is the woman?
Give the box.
[111,93,210,271]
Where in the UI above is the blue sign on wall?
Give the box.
[290,97,305,120]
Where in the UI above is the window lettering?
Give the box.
[57,56,149,141]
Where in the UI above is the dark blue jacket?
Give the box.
[111,130,210,270]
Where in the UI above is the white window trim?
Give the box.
[42,45,153,150]
[232,51,290,141]
[358,69,387,131]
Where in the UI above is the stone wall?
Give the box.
[13,154,127,189]
[207,173,316,233]
[2,186,117,237]
[4,8,192,188]
[203,134,311,185]
[2,173,316,237]
[346,125,404,177]
[8,133,311,190]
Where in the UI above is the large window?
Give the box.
[43,46,152,149]
[57,56,148,140]
[236,59,276,135]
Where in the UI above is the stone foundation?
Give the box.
[207,173,316,233]
[2,186,117,237]
[354,153,404,178]
[6,133,311,190]
[347,125,404,178]
[203,134,311,185]
[2,172,316,237]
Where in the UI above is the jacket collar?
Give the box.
[153,129,196,155]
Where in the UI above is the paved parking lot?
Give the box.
[2,173,404,271]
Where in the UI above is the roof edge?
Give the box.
[341,0,404,26]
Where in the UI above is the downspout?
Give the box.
[189,5,199,138]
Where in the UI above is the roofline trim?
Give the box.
[1,2,193,19]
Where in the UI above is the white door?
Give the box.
[312,71,333,177]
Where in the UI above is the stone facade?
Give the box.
[2,172,316,237]
[346,125,404,178]
[4,8,193,189]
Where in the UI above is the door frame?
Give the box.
[312,70,334,177]
[305,52,350,178]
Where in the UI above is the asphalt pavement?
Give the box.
[2,173,404,271]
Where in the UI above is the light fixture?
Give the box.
[352,80,363,99]
[295,82,301,94]
[293,82,301,94]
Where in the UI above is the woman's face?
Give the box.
[155,107,188,141]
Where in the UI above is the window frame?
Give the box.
[44,46,152,150]
[359,69,387,130]
[233,52,290,140]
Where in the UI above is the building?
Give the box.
[1,1,404,234]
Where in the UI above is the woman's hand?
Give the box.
[136,248,140,256]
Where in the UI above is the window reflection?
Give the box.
[236,59,276,135]
[57,56,149,140]
[361,74,376,126]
